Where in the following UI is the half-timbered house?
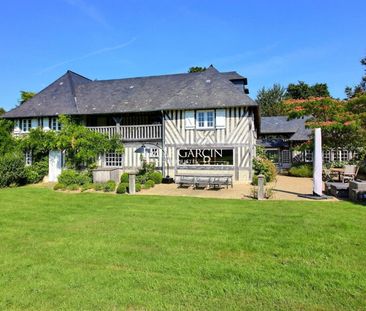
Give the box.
[3,65,259,182]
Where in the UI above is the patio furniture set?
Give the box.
[324,165,366,201]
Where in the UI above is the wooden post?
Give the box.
[129,173,136,194]
[257,174,265,200]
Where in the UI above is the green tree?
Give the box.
[18,128,57,163]
[345,54,366,98]
[256,84,286,116]
[0,108,5,115]
[19,91,36,105]
[0,118,17,156]
[286,81,330,99]
[286,97,366,150]
[55,115,124,169]
[188,66,206,73]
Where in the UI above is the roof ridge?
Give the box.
[67,72,79,113]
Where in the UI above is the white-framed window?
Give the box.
[304,150,313,162]
[25,151,32,166]
[50,117,61,131]
[196,110,215,129]
[333,149,340,161]
[104,152,123,167]
[21,119,32,132]
[150,148,159,158]
[340,150,349,162]
[323,150,331,163]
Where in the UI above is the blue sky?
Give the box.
[1,0,365,111]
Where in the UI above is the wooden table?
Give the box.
[330,168,345,181]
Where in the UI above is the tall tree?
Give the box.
[188,66,206,73]
[19,91,36,105]
[286,81,330,99]
[256,84,286,116]
[345,54,366,98]
[0,107,5,115]
[286,96,366,150]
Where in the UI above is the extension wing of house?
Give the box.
[258,116,311,168]
[3,65,259,182]
[258,116,357,168]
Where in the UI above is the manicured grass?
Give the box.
[0,187,365,310]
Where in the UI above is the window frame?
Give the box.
[196,110,215,130]
[104,152,123,167]
[21,119,32,132]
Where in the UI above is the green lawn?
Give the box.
[0,187,365,310]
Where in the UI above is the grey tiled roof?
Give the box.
[3,66,256,118]
[260,116,311,141]
[4,71,90,118]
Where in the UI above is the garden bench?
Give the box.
[209,177,230,189]
[175,174,233,190]
[178,176,195,188]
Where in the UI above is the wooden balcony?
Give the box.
[87,124,162,141]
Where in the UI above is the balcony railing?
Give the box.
[87,124,162,141]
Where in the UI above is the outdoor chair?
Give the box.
[342,165,358,183]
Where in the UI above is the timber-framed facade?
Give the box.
[3,65,259,182]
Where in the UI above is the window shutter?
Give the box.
[216,109,226,128]
[185,110,195,129]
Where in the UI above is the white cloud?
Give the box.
[38,38,137,74]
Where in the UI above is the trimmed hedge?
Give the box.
[120,173,129,183]
[58,169,91,186]
[288,164,313,177]
[117,182,129,194]
[148,171,163,184]
[104,180,116,192]
[144,179,155,189]
[135,182,142,192]
[53,183,65,190]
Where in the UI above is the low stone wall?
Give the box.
[92,168,123,183]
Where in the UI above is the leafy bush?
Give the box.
[253,156,277,182]
[24,158,49,184]
[104,180,116,192]
[0,153,26,188]
[94,183,104,191]
[66,184,79,191]
[24,166,41,184]
[288,164,313,177]
[136,174,148,184]
[58,169,91,186]
[53,183,65,190]
[144,179,155,189]
[148,171,163,184]
[117,182,129,194]
[135,182,142,192]
[81,183,94,192]
[120,173,129,183]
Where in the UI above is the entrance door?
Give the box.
[49,150,63,182]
